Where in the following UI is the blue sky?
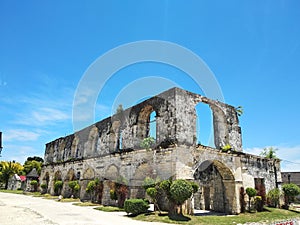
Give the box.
[0,1,300,171]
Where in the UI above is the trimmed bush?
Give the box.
[246,187,257,211]
[267,188,281,208]
[170,179,193,205]
[124,199,149,215]
[30,180,38,192]
[54,180,63,195]
[282,183,300,206]
[254,196,263,212]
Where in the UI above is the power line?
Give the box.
[280,159,300,165]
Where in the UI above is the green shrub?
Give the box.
[140,137,155,150]
[190,182,199,194]
[254,196,263,212]
[54,180,63,195]
[146,187,158,200]
[74,183,80,192]
[221,144,232,152]
[30,180,38,186]
[282,183,300,206]
[110,189,117,200]
[30,180,38,192]
[124,199,149,215]
[267,188,281,208]
[142,177,156,190]
[40,183,47,189]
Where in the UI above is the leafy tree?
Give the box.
[260,147,278,159]
[146,187,161,213]
[26,156,44,163]
[282,183,300,206]
[159,179,197,215]
[170,179,194,215]
[0,161,23,189]
[267,188,281,208]
[142,177,162,213]
[140,137,155,151]
[246,187,257,211]
[23,160,42,175]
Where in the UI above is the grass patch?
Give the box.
[73,202,100,206]
[0,189,24,194]
[57,197,80,202]
[42,194,60,200]
[134,207,300,225]
[27,192,43,197]
[94,206,124,212]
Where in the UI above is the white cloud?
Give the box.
[4,129,40,141]
[1,145,43,164]
[32,108,69,123]
[245,145,300,172]
[15,107,70,126]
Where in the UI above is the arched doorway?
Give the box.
[193,160,236,214]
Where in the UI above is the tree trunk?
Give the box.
[5,178,9,190]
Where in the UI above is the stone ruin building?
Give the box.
[40,87,281,214]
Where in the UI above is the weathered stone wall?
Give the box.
[41,144,281,214]
[40,87,280,214]
[43,88,243,165]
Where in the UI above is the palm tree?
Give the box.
[0,161,23,189]
[260,147,278,159]
[235,106,243,117]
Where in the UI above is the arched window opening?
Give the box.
[195,103,215,148]
[149,111,157,140]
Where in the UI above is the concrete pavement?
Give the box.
[0,192,168,225]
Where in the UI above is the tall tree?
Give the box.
[23,160,42,175]
[26,156,44,163]
[0,161,23,189]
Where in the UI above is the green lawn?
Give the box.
[134,207,300,225]
[0,189,24,194]
[94,206,124,212]
[73,202,100,207]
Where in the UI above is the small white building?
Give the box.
[7,174,26,190]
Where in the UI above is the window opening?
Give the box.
[149,111,157,140]
[195,103,215,147]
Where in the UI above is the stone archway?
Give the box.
[63,169,76,197]
[137,105,156,141]
[193,160,236,214]
[80,167,95,201]
[41,172,50,193]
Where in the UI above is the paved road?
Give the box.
[0,192,168,225]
